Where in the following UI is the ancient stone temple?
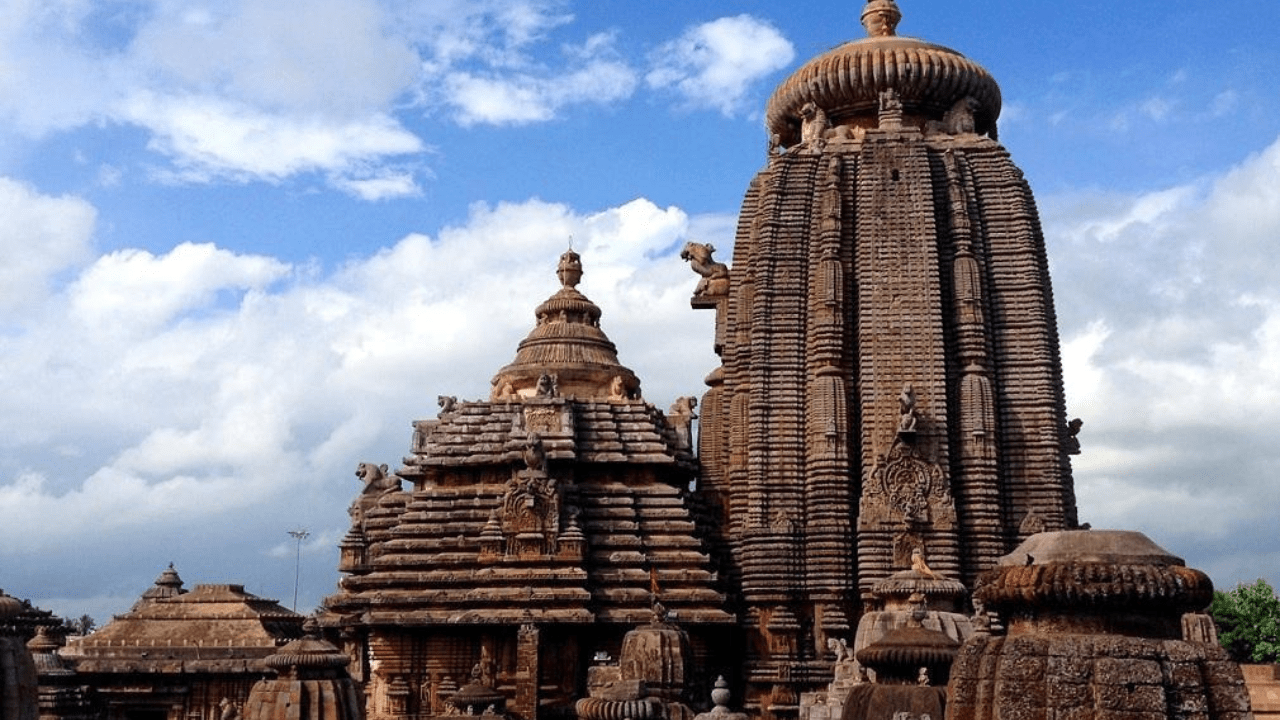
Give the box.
[323,250,735,720]
[57,567,305,720]
[686,0,1081,713]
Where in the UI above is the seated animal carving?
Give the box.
[680,242,730,296]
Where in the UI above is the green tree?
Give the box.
[1209,578,1280,663]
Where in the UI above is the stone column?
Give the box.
[514,624,539,719]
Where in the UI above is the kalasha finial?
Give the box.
[861,0,902,37]
[557,248,583,288]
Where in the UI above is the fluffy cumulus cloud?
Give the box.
[0,0,427,196]
[0,184,729,620]
[645,15,795,116]
[0,1,795,195]
[0,178,97,313]
[1047,135,1280,584]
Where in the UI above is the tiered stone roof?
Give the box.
[71,582,303,673]
[327,251,731,630]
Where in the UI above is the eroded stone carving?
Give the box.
[348,462,400,531]
[438,395,459,415]
[534,372,558,398]
[799,101,830,151]
[669,396,698,449]
[681,242,730,297]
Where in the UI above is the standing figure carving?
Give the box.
[668,396,699,450]
[799,101,830,151]
[898,384,918,434]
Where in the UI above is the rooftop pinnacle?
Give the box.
[861,0,902,37]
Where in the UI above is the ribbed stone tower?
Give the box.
[689,2,1080,713]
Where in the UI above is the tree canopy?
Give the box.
[1209,578,1280,664]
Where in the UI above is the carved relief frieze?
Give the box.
[859,439,955,531]
[517,401,573,438]
[497,468,561,557]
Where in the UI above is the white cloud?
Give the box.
[121,93,424,185]
[0,193,727,616]
[129,0,420,116]
[335,172,423,201]
[440,32,637,126]
[0,178,97,313]
[68,242,290,332]
[646,15,795,116]
[1048,134,1280,581]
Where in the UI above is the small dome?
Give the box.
[975,530,1215,632]
[491,250,641,401]
[765,0,1001,145]
[265,636,349,673]
[871,568,967,604]
[0,590,24,620]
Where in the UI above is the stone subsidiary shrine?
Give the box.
[12,3,1258,720]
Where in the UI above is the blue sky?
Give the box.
[2,0,1279,622]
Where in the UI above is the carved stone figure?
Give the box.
[1064,417,1083,454]
[799,101,830,150]
[608,375,627,402]
[680,242,730,297]
[438,395,459,415]
[491,377,519,402]
[826,636,852,663]
[898,384,918,434]
[668,396,698,449]
[522,432,546,472]
[909,548,937,579]
[534,372,558,398]
[878,87,904,128]
[944,97,978,135]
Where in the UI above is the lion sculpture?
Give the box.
[680,242,730,297]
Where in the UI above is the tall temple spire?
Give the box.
[690,4,1078,716]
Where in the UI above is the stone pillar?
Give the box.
[514,624,539,719]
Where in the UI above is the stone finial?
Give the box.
[558,248,583,288]
[861,0,902,37]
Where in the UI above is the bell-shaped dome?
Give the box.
[765,0,1001,145]
[490,250,641,401]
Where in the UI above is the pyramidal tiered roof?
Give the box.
[70,579,303,673]
[326,252,731,628]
